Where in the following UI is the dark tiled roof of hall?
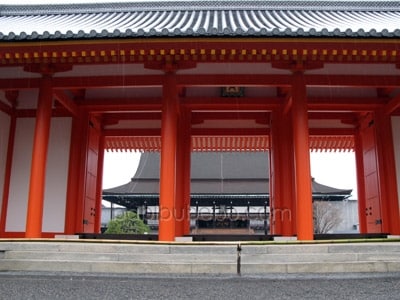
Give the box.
[103,152,352,197]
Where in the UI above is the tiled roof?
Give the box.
[0,1,399,41]
[103,152,352,196]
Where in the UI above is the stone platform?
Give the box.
[0,239,400,275]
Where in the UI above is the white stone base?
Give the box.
[387,235,400,239]
[273,236,298,241]
[175,236,193,242]
[54,235,80,239]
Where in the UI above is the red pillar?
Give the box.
[270,109,284,235]
[291,71,313,240]
[376,109,400,234]
[0,111,16,236]
[74,111,90,233]
[25,76,53,238]
[94,134,105,233]
[64,111,85,234]
[175,125,184,237]
[355,127,367,233]
[281,111,296,236]
[175,109,191,236]
[270,109,296,236]
[182,142,192,236]
[159,72,178,241]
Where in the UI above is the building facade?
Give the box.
[0,1,400,240]
[103,152,353,235]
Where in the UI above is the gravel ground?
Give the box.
[0,272,399,300]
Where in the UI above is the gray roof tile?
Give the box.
[103,152,352,196]
[0,1,399,40]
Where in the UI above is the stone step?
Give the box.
[240,261,400,274]
[6,249,400,264]
[0,259,237,274]
[1,258,399,274]
[0,241,237,255]
[1,240,399,275]
[2,241,399,254]
[240,243,400,255]
[241,252,400,263]
[4,250,237,263]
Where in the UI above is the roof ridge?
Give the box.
[1,1,400,16]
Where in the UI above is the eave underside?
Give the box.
[0,38,399,153]
[102,194,349,209]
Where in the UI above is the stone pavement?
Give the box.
[0,271,400,300]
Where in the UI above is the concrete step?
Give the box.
[0,259,237,274]
[4,250,237,263]
[240,261,400,274]
[1,240,399,275]
[0,241,236,255]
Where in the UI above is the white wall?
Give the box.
[332,200,359,233]
[0,111,10,216]
[392,116,400,215]
[6,118,34,232]
[42,117,71,232]
[6,117,72,233]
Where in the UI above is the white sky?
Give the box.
[103,151,358,199]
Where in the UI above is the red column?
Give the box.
[74,111,90,233]
[94,134,105,233]
[175,109,191,236]
[182,140,192,236]
[64,113,83,234]
[175,122,184,237]
[291,71,313,240]
[354,127,367,234]
[0,111,16,236]
[270,108,296,236]
[376,109,400,234]
[270,110,283,235]
[25,76,53,238]
[281,111,296,236]
[159,72,178,241]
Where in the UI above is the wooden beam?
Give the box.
[102,112,162,122]
[0,78,40,90]
[103,127,354,137]
[53,90,79,117]
[182,97,281,110]
[308,111,358,120]
[308,97,385,111]
[53,75,164,89]
[0,101,12,115]
[1,74,400,90]
[14,108,71,118]
[176,74,292,87]
[81,97,162,112]
[103,128,161,137]
[191,111,270,121]
[191,128,269,136]
[76,95,385,113]
[309,128,356,135]
[385,94,400,115]
[304,75,400,88]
